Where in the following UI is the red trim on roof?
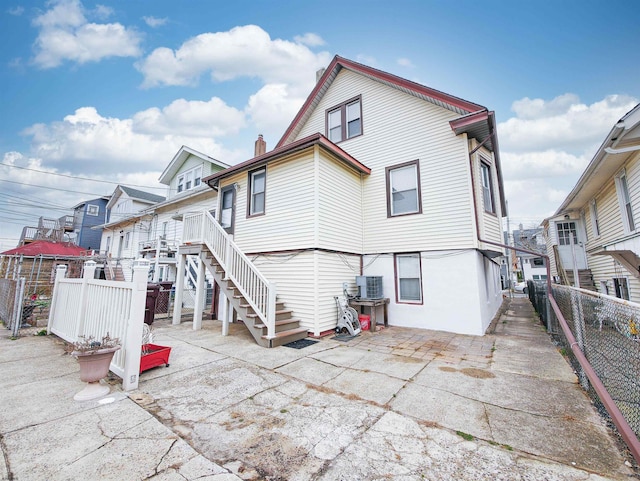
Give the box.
[2,240,87,256]
[203,133,370,186]
[276,55,486,148]
[449,110,490,133]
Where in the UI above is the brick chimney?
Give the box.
[254,134,266,157]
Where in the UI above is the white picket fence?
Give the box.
[48,259,150,391]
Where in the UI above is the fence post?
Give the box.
[47,265,68,334]
[74,260,96,340]
[172,253,185,325]
[122,258,150,391]
[569,290,588,388]
[11,278,26,337]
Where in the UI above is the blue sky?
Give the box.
[1,0,639,251]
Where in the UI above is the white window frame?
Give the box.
[177,164,204,194]
[124,232,131,249]
[480,161,495,214]
[87,204,99,216]
[395,253,423,303]
[613,277,630,300]
[386,160,422,217]
[177,175,185,193]
[590,199,600,237]
[615,169,635,232]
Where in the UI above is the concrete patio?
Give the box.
[0,297,636,480]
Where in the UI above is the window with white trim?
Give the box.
[248,168,266,216]
[590,199,600,237]
[386,160,422,217]
[480,161,495,214]
[87,204,99,216]
[395,253,422,303]
[615,170,635,232]
[177,165,204,194]
[557,222,578,246]
[124,232,130,248]
[326,96,362,143]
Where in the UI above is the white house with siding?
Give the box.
[179,56,507,344]
[544,103,640,302]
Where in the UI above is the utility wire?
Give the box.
[0,162,166,191]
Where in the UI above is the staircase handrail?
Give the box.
[183,212,276,339]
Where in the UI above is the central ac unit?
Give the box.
[356,276,383,299]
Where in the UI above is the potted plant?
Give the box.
[67,333,121,401]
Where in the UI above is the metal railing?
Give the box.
[529,281,640,461]
[183,211,276,339]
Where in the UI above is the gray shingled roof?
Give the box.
[119,186,165,204]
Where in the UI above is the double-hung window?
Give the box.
[395,253,422,303]
[326,96,362,143]
[177,175,184,193]
[87,204,99,216]
[480,161,495,214]
[615,170,635,232]
[386,160,422,217]
[248,168,266,217]
[177,165,204,194]
[590,199,600,237]
[614,277,630,300]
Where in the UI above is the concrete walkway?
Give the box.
[0,297,636,480]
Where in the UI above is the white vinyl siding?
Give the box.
[169,154,216,200]
[293,69,479,253]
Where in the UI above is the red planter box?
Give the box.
[140,344,171,373]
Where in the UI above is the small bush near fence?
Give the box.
[528,281,640,443]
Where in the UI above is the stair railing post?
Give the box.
[266,281,277,341]
[193,255,205,330]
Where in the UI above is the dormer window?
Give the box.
[177,165,204,194]
[326,96,362,143]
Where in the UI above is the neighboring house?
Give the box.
[512,226,547,282]
[97,148,228,284]
[70,196,110,251]
[544,103,640,301]
[181,55,506,345]
[99,186,165,280]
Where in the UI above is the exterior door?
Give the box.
[556,221,587,270]
[220,186,235,234]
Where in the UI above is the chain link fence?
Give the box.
[528,281,640,442]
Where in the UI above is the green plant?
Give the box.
[66,333,120,354]
[456,430,474,441]
[36,329,47,336]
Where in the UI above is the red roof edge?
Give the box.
[276,55,486,149]
[203,133,370,187]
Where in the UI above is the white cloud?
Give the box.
[32,0,142,68]
[498,94,638,154]
[501,150,589,180]
[397,57,414,68]
[132,97,246,137]
[8,6,24,16]
[293,33,325,46]
[143,16,168,28]
[21,105,246,174]
[136,24,331,92]
[246,84,306,143]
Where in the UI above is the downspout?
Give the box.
[466,130,640,464]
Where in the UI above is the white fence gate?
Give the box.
[48,259,150,391]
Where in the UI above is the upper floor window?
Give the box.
[326,96,362,143]
[615,170,635,232]
[177,165,203,194]
[590,200,600,237]
[480,161,495,214]
[386,160,422,217]
[248,168,266,217]
[124,232,131,248]
[87,204,99,216]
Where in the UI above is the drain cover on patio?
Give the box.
[283,338,319,349]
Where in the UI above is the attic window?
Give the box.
[326,96,362,143]
[87,204,99,216]
[177,165,204,194]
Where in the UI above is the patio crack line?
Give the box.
[0,433,14,481]
[150,438,178,478]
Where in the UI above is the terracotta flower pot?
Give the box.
[73,346,120,401]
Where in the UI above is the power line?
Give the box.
[0,178,107,196]
[0,162,166,191]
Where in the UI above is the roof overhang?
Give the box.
[276,55,485,149]
[554,103,640,215]
[203,133,370,188]
[159,145,230,185]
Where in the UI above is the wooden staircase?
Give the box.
[564,269,597,291]
[200,252,308,348]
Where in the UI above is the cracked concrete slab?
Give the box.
[323,368,407,405]
[275,356,346,385]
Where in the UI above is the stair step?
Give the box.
[254,319,302,330]
[261,327,308,347]
[246,309,292,320]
